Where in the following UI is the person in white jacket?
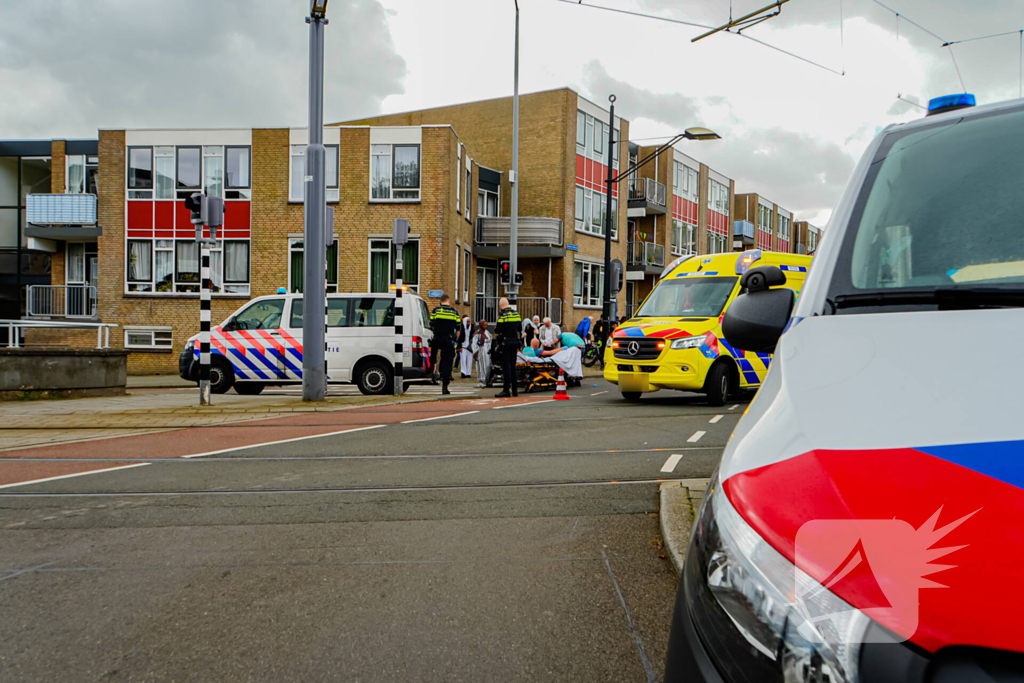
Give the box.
[458,316,474,378]
[470,320,493,388]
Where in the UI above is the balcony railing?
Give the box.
[26,285,98,319]
[627,241,665,268]
[475,217,563,246]
[795,244,807,255]
[26,194,97,226]
[473,297,562,325]
[627,177,667,208]
[733,220,755,240]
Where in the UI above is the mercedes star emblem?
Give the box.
[627,341,640,356]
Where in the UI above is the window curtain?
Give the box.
[398,242,418,286]
[326,243,338,285]
[371,150,391,199]
[225,242,249,283]
[393,146,419,189]
[370,248,389,293]
[66,156,85,194]
[176,241,199,282]
[573,263,583,299]
[67,243,85,282]
[290,247,304,293]
[128,241,151,281]
[210,250,223,293]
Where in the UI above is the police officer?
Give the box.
[429,295,461,395]
[493,297,522,398]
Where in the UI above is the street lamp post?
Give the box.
[302,0,329,402]
[508,0,521,305]
[601,119,721,321]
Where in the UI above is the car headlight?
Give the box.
[685,480,871,683]
[671,334,707,350]
[184,339,195,353]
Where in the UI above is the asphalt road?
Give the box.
[0,379,748,682]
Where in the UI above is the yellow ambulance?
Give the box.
[604,250,812,404]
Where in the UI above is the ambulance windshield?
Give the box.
[635,276,737,318]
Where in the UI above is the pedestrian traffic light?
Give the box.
[500,260,511,285]
[610,259,623,295]
[514,271,524,286]
[184,193,207,225]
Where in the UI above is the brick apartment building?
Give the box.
[732,192,793,253]
[622,144,735,316]
[5,87,817,374]
[792,220,821,254]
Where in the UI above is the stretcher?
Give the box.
[515,347,584,393]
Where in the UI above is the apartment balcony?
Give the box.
[473,216,565,258]
[626,240,665,276]
[795,243,807,255]
[26,285,98,319]
[627,178,667,217]
[733,219,755,250]
[23,194,102,239]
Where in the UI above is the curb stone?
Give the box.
[659,478,711,577]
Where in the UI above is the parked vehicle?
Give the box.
[179,291,433,395]
[665,93,1024,681]
[603,250,812,404]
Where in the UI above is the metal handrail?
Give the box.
[3,319,118,349]
[627,177,667,207]
[472,297,562,325]
[27,285,98,319]
[627,241,665,268]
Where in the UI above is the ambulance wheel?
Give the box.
[209,358,234,395]
[357,360,392,395]
[235,383,265,396]
[621,392,642,402]
[704,362,730,407]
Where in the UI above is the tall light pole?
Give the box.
[508,0,521,306]
[302,0,329,401]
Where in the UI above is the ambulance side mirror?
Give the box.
[722,266,794,354]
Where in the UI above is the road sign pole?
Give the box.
[199,239,211,406]
[603,96,616,322]
[392,218,409,396]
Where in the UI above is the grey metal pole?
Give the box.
[302,11,327,402]
[394,254,404,395]
[603,97,616,321]
[508,0,520,305]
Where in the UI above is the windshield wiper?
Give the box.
[834,287,1024,310]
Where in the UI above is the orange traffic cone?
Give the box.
[553,368,571,401]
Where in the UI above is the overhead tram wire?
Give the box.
[556,0,844,77]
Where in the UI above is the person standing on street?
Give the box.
[521,315,540,346]
[471,319,493,388]
[593,313,612,369]
[538,317,561,351]
[429,295,461,395]
[458,315,474,379]
[493,298,522,398]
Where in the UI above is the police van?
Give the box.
[179,291,434,395]
[665,94,1024,681]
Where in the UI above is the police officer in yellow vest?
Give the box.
[429,295,461,395]
[493,297,522,398]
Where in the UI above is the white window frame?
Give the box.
[573,260,604,308]
[367,237,421,293]
[369,143,421,203]
[465,158,472,220]
[455,240,461,303]
[456,148,461,213]
[124,326,173,350]
[575,185,618,240]
[478,188,499,217]
[463,248,470,304]
[288,236,339,294]
[289,144,340,203]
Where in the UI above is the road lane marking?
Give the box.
[709,415,724,424]
[687,431,706,443]
[401,411,479,424]
[492,400,556,410]
[0,464,150,491]
[602,549,658,683]
[0,561,59,582]
[660,453,684,473]
[728,404,740,410]
[181,424,386,458]
[590,390,608,396]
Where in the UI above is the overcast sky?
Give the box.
[1,0,1020,224]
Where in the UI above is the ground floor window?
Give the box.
[289,238,338,293]
[573,261,604,307]
[124,326,173,350]
[126,238,250,294]
[671,219,697,256]
[706,232,727,255]
[368,238,420,293]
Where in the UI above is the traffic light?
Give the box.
[514,271,524,286]
[184,193,207,225]
[610,259,624,296]
[500,260,511,285]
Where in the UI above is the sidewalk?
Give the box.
[658,479,710,577]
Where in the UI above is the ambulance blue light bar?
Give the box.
[736,249,762,275]
[277,287,287,294]
[926,93,975,117]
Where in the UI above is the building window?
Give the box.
[574,185,617,239]
[124,327,173,350]
[478,189,498,217]
[289,237,338,293]
[153,147,174,199]
[127,237,250,295]
[463,248,470,303]
[225,147,251,189]
[371,144,420,201]
[456,150,461,213]
[176,147,201,190]
[708,179,729,216]
[368,238,420,293]
[671,219,696,256]
[465,162,472,219]
[455,241,460,303]
[576,110,586,150]
[175,241,199,292]
[127,147,153,198]
[573,261,604,308]
[673,162,699,202]
[203,146,224,199]
[290,145,340,202]
[66,155,98,195]
[594,120,604,156]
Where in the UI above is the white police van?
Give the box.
[179,291,434,395]
[665,93,1024,681]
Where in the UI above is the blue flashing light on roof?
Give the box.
[277,287,287,294]
[660,254,697,279]
[926,93,976,117]
[735,249,763,275]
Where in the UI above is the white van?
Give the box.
[179,292,434,395]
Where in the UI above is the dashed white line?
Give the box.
[728,404,740,411]
[401,411,479,424]
[492,400,556,410]
[660,453,684,473]
[590,390,608,396]
[687,431,706,443]
[709,415,724,424]
[182,425,386,458]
